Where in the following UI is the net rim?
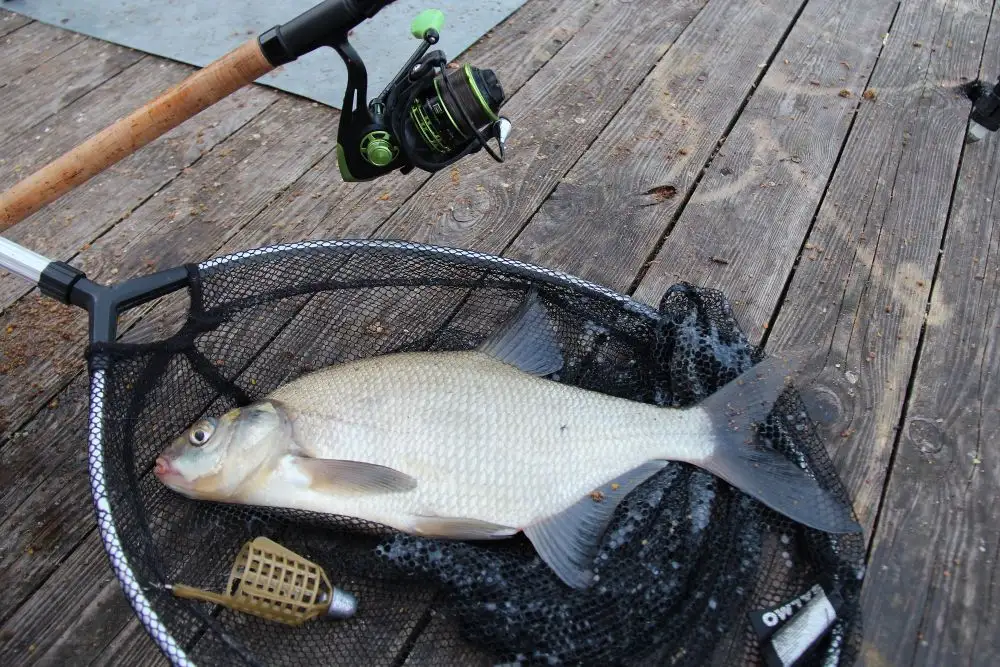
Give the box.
[87,239,659,666]
[88,367,195,667]
[197,239,661,320]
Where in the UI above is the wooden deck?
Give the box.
[0,0,997,664]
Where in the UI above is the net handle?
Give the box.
[0,38,273,233]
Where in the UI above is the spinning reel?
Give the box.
[261,4,511,182]
[336,9,511,181]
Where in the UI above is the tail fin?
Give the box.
[696,354,861,534]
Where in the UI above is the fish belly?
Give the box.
[265,351,714,531]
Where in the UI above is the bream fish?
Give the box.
[155,290,861,589]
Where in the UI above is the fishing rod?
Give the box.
[0,0,511,231]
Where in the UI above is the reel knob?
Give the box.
[361,131,398,167]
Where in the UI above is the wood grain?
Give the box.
[859,9,1000,665]
[629,0,900,321]
[0,40,145,147]
[0,374,91,623]
[0,55,153,191]
[0,536,130,665]
[0,39,273,231]
[0,65,277,310]
[0,9,30,39]
[0,20,85,90]
[762,0,991,533]
[91,621,170,667]
[508,0,897,300]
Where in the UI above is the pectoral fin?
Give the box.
[478,288,563,376]
[411,515,518,540]
[523,461,668,589]
[289,456,417,495]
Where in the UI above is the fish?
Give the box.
[154,289,861,589]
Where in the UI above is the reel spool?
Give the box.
[330,9,512,181]
[409,64,505,159]
[169,537,357,627]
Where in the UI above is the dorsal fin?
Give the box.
[477,288,564,376]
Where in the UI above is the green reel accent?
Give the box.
[409,99,451,154]
[410,9,445,39]
[463,64,499,123]
[360,131,399,167]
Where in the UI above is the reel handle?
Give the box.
[0,0,400,233]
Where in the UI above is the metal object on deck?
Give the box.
[965,75,1000,144]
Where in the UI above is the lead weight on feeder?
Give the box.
[321,587,358,619]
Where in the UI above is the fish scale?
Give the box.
[272,350,715,530]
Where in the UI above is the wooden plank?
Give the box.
[0,39,143,147]
[0,375,91,623]
[0,9,30,39]
[92,619,170,667]
[0,54,152,191]
[859,12,1000,666]
[0,46,146,180]
[628,0,900,325]
[0,537,132,665]
[758,0,991,532]
[508,0,897,296]
[0,20,85,89]
[0,62,277,311]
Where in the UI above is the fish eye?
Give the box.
[188,418,217,447]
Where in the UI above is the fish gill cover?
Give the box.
[89,241,864,667]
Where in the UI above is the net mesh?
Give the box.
[86,241,864,667]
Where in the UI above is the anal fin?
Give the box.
[411,515,518,540]
[523,461,668,589]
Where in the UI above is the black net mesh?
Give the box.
[86,241,865,667]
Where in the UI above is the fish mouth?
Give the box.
[154,456,186,488]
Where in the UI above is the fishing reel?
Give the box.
[333,9,511,181]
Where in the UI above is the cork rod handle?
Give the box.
[0,38,274,232]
